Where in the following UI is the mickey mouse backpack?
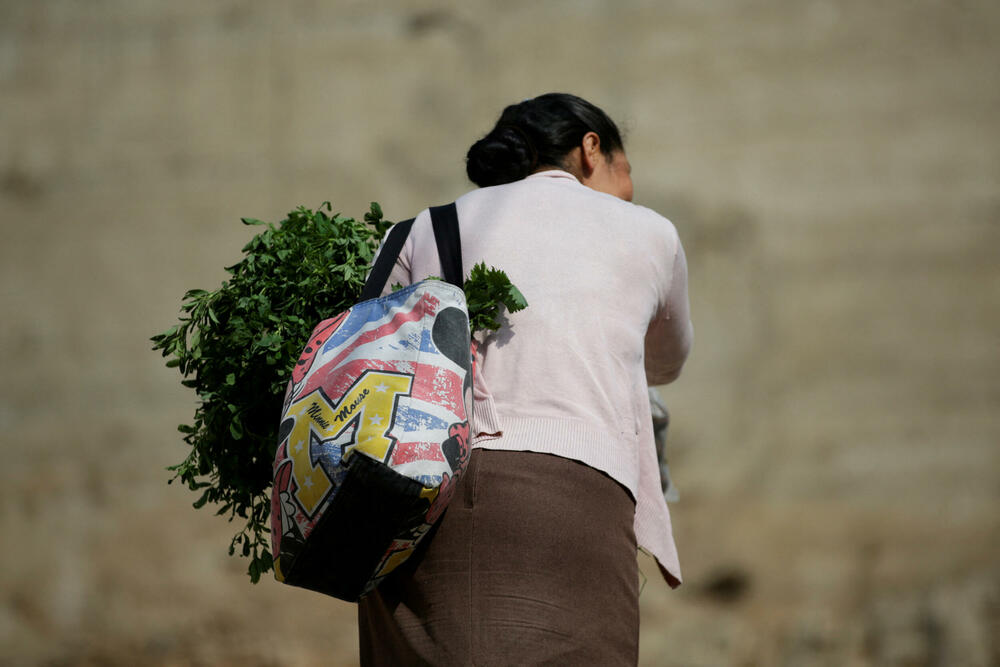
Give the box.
[270,203,473,601]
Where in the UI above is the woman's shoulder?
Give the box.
[452,178,681,244]
[629,202,680,238]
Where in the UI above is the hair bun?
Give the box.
[465,124,537,187]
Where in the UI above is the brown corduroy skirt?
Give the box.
[358,448,640,666]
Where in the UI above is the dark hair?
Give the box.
[466,93,625,187]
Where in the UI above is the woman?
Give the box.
[359,93,693,665]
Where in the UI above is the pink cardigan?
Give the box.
[380,170,694,586]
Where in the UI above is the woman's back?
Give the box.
[386,166,691,499]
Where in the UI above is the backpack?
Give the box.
[269,203,472,601]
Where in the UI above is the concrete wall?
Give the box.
[2,1,998,664]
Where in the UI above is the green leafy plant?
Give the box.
[152,202,526,583]
[465,262,528,334]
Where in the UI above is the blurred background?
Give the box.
[1,1,998,665]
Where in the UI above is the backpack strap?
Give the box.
[360,218,414,301]
[429,202,464,288]
[359,202,464,301]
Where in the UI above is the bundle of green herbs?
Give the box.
[152,202,526,582]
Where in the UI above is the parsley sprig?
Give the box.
[466,262,528,333]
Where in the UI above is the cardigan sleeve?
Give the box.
[644,235,693,384]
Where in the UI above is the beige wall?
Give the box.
[2,1,998,664]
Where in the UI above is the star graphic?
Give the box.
[303,475,313,489]
[294,439,304,452]
[369,414,384,427]
[374,382,388,393]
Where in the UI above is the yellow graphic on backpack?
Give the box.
[284,370,413,515]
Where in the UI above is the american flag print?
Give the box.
[271,279,473,594]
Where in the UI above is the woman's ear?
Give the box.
[579,132,603,176]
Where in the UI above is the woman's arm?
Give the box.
[644,237,694,384]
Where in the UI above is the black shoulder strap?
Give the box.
[429,202,463,288]
[359,202,463,301]
[360,218,414,301]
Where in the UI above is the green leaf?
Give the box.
[506,284,528,312]
[255,332,280,348]
[464,262,528,334]
[192,489,212,509]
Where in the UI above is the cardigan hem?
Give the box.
[471,415,639,498]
